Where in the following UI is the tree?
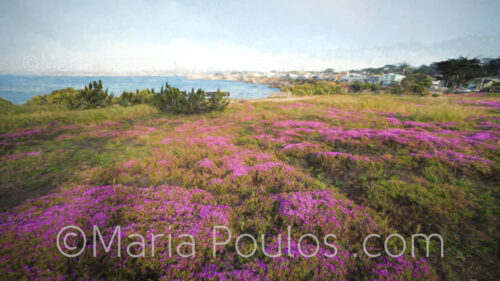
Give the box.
[435,57,484,88]
[382,64,397,72]
[484,57,500,76]
[350,81,364,92]
[397,62,413,75]
[399,73,433,96]
[414,63,438,76]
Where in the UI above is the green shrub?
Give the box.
[208,90,230,111]
[24,81,228,114]
[118,89,154,106]
[26,87,79,106]
[370,83,381,91]
[349,82,380,93]
[281,80,345,96]
[350,81,364,92]
[68,80,113,109]
[152,83,229,114]
[0,97,15,113]
[26,81,113,109]
[400,73,433,96]
[389,84,403,95]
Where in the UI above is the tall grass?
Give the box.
[0,104,158,132]
[1,93,491,133]
[304,94,486,123]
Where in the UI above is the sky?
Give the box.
[0,0,499,74]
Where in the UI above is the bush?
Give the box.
[350,81,364,92]
[23,81,229,114]
[118,89,154,106]
[208,90,230,111]
[26,87,79,106]
[68,80,113,109]
[370,83,380,91]
[362,82,372,90]
[389,84,403,95]
[153,83,229,114]
[0,97,16,113]
[350,82,381,93]
[282,80,345,96]
[26,81,113,109]
[399,73,433,96]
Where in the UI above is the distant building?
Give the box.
[345,73,365,82]
[365,75,381,84]
[430,80,446,91]
[380,73,405,85]
[469,76,500,91]
[339,71,349,81]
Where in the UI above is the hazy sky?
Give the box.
[1,0,499,74]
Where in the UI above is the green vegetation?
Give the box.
[391,73,433,96]
[281,80,346,96]
[26,81,113,109]
[0,97,15,113]
[27,87,79,106]
[348,81,380,92]
[153,83,229,113]
[25,81,230,114]
[118,89,154,106]
[0,104,158,133]
[69,80,114,109]
[349,81,364,92]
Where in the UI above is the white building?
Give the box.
[380,73,405,85]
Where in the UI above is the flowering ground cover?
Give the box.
[0,94,498,280]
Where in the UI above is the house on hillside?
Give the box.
[365,75,381,84]
[469,76,500,91]
[339,71,349,81]
[380,73,405,85]
[430,80,447,91]
[345,73,365,82]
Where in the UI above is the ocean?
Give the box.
[0,75,280,105]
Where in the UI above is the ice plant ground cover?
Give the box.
[0,94,498,280]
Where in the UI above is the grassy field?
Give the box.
[0,93,498,280]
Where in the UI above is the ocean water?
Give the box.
[0,75,280,105]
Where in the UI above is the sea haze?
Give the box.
[0,75,280,105]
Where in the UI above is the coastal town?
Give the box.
[187,59,500,94]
